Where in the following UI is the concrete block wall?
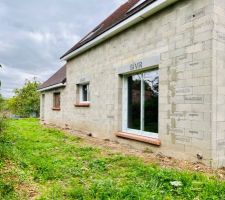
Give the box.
[40,88,66,127]
[211,0,225,168]
[157,0,214,164]
[40,0,225,167]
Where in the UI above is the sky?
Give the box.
[0,0,126,98]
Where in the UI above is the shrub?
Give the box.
[0,96,8,158]
[0,118,4,133]
[0,113,6,134]
[0,96,7,134]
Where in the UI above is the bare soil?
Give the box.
[46,124,225,180]
[1,160,38,200]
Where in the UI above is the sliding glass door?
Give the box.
[127,74,141,130]
[143,71,159,133]
[123,69,159,138]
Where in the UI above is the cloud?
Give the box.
[1,64,38,98]
[113,0,127,6]
[0,0,123,98]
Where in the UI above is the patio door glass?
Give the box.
[143,71,159,133]
[125,69,159,137]
[127,74,141,130]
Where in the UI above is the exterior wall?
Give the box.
[40,87,66,127]
[41,0,224,167]
[211,0,225,168]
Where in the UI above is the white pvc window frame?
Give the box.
[79,83,90,103]
[122,69,159,139]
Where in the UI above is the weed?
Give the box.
[0,119,225,199]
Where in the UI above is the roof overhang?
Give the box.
[61,0,179,61]
[37,83,66,92]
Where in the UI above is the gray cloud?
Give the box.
[0,0,126,97]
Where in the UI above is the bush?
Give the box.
[0,95,8,151]
[0,116,6,133]
[0,114,8,156]
[0,96,7,134]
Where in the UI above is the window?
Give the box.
[80,84,90,103]
[53,92,61,110]
[123,69,159,138]
[75,83,90,107]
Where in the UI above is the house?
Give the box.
[38,0,225,168]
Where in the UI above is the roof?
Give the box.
[38,65,66,90]
[61,0,157,59]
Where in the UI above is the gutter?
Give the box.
[37,83,66,92]
[61,0,178,61]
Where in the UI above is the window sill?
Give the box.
[52,107,61,111]
[116,132,161,146]
[74,102,90,107]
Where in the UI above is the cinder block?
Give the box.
[40,0,225,168]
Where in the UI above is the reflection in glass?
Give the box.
[143,70,159,133]
[126,69,159,134]
[82,85,88,101]
[128,75,141,130]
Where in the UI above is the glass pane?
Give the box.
[82,85,88,101]
[87,85,90,101]
[127,74,141,130]
[143,70,159,133]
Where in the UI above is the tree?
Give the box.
[8,78,41,117]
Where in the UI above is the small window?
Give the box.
[53,92,61,109]
[79,84,90,102]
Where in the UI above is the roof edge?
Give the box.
[38,83,66,92]
[61,0,178,61]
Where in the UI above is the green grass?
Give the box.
[0,119,225,199]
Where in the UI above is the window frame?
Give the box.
[53,92,61,110]
[75,82,91,107]
[79,83,90,103]
[122,68,159,139]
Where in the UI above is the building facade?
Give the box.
[39,0,225,168]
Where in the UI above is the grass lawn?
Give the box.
[1,119,225,199]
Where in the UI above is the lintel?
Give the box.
[117,55,160,75]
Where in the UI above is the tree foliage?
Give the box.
[8,79,40,117]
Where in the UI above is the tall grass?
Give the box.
[0,103,15,199]
[1,119,225,200]
[0,102,8,145]
[0,115,7,150]
[0,95,7,134]
[0,116,6,133]
[0,109,9,161]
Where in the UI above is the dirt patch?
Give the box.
[0,160,38,199]
[46,124,225,180]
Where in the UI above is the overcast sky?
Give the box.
[0,0,126,98]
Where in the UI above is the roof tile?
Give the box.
[39,65,66,90]
[61,0,156,59]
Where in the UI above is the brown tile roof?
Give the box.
[61,0,156,59]
[39,65,66,90]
